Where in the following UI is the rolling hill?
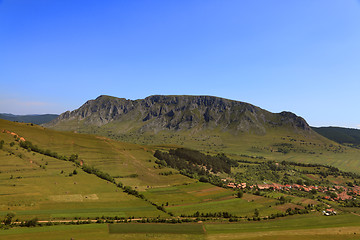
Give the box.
[312,126,360,148]
[0,113,59,125]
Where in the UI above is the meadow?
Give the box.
[0,120,168,220]
[0,214,359,240]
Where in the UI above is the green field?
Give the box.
[1,214,360,240]
[205,213,360,233]
[205,213,360,240]
[143,182,234,207]
[109,223,204,234]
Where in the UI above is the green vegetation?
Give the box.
[233,158,360,186]
[0,120,170,220]
[0,214,359,240]
[109,223,204,234]
[205,213,360,233]
[0,113,58,125]
[154,148,238,186]
[313,126,360,148]
[2,118,360,239]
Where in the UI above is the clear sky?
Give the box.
[0,0,359,128]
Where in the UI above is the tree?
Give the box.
[199,176,208,182]
[4,213,15,225]
[25,217,38,227]
[254,208,259,217]
[296,179,304,185]
[237,190,243,198]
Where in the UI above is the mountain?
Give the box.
[45,95,342,156]
[0,113,59,125]
[46,95,311,133]
[312,126,360,148]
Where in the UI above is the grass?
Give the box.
[109,223,205,234]
[0,120,168,220]
[0,224,206,240]
[0,119,195,190]
[1,214,359,240]
[143,183,295,217]
[205,213,360,240]
[167,195,280,217]
[143,182,234,207]
[205,213,360,233]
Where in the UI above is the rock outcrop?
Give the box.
[46,95,311,135]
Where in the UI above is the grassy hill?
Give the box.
[0,113,58,125]
[0,120,170,220]
[313,126,360,148]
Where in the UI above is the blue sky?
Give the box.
[0,0,359,128]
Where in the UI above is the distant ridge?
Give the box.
[312,126,360,148]
[45,95,311,134]
[0,113,59,125]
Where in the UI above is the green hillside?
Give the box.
[313,126,360,148]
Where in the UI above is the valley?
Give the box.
[1,95,360,239]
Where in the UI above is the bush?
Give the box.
[24,218,38,227]
[4,213,15,225]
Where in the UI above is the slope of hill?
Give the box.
[0,113,59,125]
[313,126,360,148]
[0,119,309,222]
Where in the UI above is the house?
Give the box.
[323,208,337,216]
[338,191,352,200]
[257,184,271,190]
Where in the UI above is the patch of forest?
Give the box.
[154,148,238,185]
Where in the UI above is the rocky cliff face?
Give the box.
[46,95,311,135]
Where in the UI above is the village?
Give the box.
[223,179,360,202]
